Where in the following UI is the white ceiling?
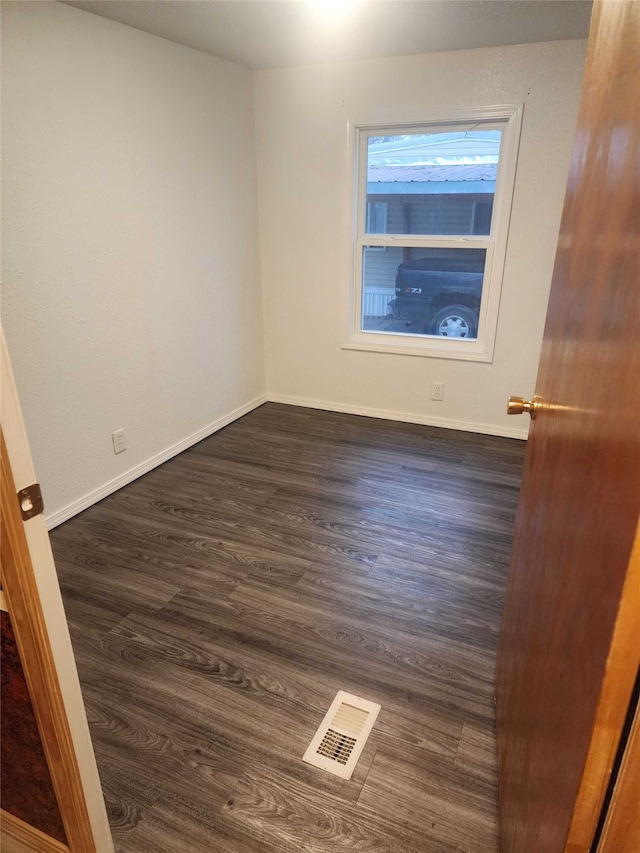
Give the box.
[60,0,593,70]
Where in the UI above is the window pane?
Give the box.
[362,247,486,341]
[366,131,500,236]
[366,201,388,234]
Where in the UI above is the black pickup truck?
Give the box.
[390,256,484,339]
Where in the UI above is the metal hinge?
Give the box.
[17,483,44,521]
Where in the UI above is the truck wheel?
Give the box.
[428,305,478,338]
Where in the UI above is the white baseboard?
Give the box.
[267,393,529,440]
[46,390,525,529]
[45,394,268,530]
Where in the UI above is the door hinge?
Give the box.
[17,483,44,521]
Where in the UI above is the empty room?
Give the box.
[2,1,638,852]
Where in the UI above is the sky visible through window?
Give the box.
[367,130,502,170]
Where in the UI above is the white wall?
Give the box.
[1,2,265,525]
[254,40,587,437]
[1,8,587,525]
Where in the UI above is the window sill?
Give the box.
[342,333,493,362]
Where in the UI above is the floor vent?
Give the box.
[303,691,381,779]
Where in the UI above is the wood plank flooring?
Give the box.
[50,403,525,852]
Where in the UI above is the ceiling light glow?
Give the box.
[307,0,363,23]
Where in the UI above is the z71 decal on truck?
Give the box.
[390,256,484,339]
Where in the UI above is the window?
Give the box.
[345,106,523,361]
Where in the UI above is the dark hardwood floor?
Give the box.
[50,403,525,852]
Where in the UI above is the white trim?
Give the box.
[342,336,493,362]
[45,394,268,530]
[350,103,525,130]
[38,388,524,532]
[268,393,528,440]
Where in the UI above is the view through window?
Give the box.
[357,126,502,343]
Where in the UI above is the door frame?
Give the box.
[565,530,639,851]
[1,329,113,852]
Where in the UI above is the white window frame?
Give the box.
[343,104,523,362]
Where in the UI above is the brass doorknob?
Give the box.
[507,396,541,419]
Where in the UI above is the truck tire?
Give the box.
[428,305,478,339]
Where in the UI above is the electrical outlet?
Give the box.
[431,381,445,401]
[112,428,126,455]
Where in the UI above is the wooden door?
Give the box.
[495,1,640,851]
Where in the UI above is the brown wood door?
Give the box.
[495,1,640,851]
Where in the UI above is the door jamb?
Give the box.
[1,330,113,852]
[565,527,640,851]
